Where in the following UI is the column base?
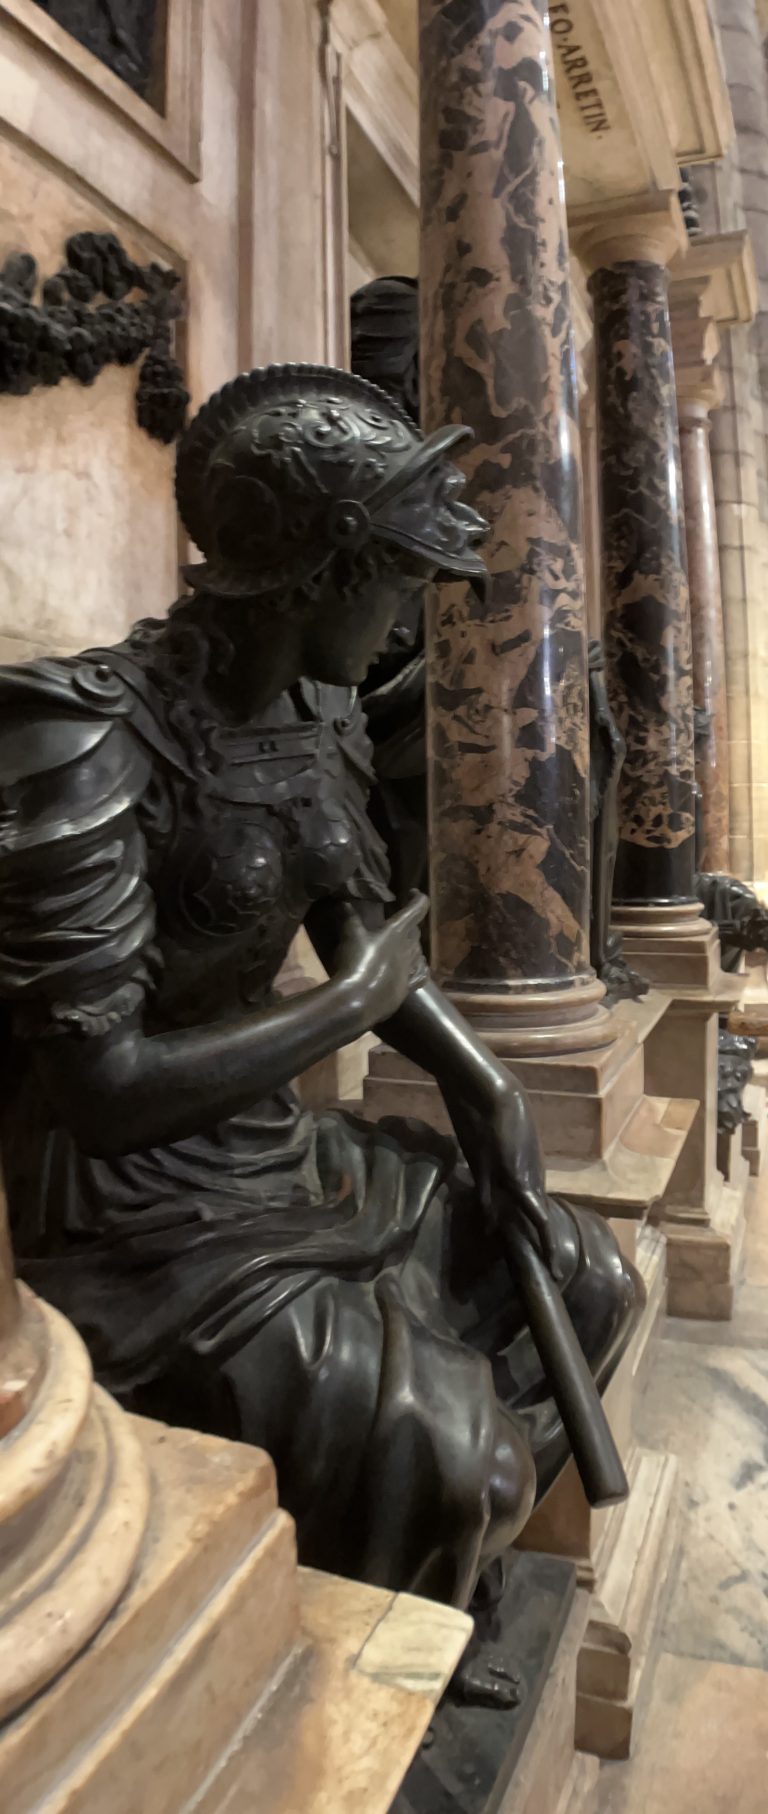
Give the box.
[0,1290,151,1725]
[612,902,722,991]
[363,1014,697,1220]
[516,1228,678,1761]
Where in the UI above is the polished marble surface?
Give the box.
[636,1334,768,1670]
[597,1652,768,1814]
[596,1164,768,1812]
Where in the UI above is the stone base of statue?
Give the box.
[516,1225,679,1761]
[1,1288,470,1814]
[614,908,745,1320]
[391,1556,599,1814]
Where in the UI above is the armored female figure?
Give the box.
[0,367,639,1623]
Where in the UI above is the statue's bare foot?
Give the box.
[448,1653,524,1710]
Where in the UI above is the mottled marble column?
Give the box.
[590,259,697,906]
[419,0,601,1039]
[678,398,731,874]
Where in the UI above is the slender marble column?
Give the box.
[678,398,731,874]
[589,255,696,907]
[419,0,604,1045]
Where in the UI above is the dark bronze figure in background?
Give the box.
[696,870,768,974]
[0,367,638,1677]
[693,706,763,1133]
[695,866,762,1136]
[716,1028,755,1136]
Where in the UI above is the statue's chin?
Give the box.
[304,658,367,688]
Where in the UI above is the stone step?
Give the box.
[575,1447,680,1760]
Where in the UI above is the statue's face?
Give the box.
[300,558,432,687]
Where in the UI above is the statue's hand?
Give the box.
[479,1088,563,1278]
[336,892,429,1026]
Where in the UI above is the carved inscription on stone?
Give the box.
[549,2,610,137]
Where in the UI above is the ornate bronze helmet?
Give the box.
[175,363,487,598]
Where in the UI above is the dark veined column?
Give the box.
[590,255,696,907]
[419,0,607,1051]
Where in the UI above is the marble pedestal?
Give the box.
[614,913,745,1319]
[516,1225,679,1761]
[1,1294,470,1814]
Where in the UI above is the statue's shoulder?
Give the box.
[0,651,133,734]
[0,655,151,850]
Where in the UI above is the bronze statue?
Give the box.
[0,366,639,1672]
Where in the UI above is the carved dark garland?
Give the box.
[0,231,189,444]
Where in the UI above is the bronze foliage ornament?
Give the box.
[0,230,189,443]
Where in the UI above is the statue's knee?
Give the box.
[487,1409,536,1552]
[555,1204,644,1374]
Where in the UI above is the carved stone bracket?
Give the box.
[0,230,189,443]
